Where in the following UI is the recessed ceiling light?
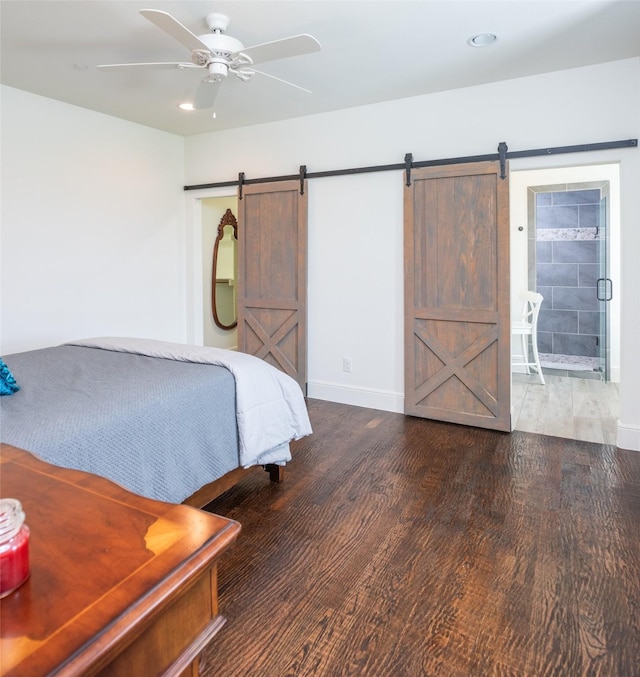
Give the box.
[178,102,195,111]
[467,33,498,48]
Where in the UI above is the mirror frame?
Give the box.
[211,208,238,330]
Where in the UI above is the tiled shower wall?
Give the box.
[533,188,602,359]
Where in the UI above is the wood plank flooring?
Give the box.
[512,374,620,444]
[201,399,640,676]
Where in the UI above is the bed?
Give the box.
[0,337,312,507]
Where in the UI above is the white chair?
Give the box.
[512,291,545,385]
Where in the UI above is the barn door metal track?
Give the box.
[184,138,637,192]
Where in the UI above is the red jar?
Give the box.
[0,498,30,598]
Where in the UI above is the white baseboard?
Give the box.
[307,380,404,414]
[617,421,640,452]
[307,381,639,451]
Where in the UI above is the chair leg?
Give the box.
[521,334,530,375]
[531,328,545,385]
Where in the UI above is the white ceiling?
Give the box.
[1,1,639,137]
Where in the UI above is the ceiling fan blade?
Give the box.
[193,79,223,110]
[139,9,211,53]
[249,68,312,94]
[97,62,203,71]
[236,34,321,66]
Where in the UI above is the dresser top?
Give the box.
[0,444,241,676]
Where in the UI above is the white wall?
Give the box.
[185,58,640,450]
[0,85,186,354]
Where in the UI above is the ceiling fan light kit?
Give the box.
[97,9,321,114]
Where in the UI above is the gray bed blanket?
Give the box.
[66,337,313,469]
[0,345,243,503]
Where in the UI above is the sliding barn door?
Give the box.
[404,161,510,431]
[237,180,307,392]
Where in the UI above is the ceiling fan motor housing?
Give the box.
[197,32,244,54]
[194,31,245,80]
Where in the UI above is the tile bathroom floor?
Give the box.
[512,372,620,445]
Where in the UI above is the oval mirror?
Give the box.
[211,208,238,330]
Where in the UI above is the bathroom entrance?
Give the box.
[529,182,611,381]
[510,163,620,444]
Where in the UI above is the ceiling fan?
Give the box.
[97,9,321,111]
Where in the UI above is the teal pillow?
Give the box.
[0,358,20,396]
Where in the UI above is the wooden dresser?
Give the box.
[0,444,241,676]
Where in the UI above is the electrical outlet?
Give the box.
[343,357,353,373]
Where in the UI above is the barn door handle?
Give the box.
[596,278,613,301]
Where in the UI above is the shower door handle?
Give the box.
[596,278,613,301]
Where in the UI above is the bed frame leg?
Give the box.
[264,464,284,483]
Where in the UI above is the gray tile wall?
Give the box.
[535,190,602,359]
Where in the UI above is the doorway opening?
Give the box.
[509,163,620,444]
[201,195,239,349]
[201,196,238,350]
[528,182,611,381]
[185,190,238,349]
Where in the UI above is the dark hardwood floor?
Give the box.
[201,399,640,676]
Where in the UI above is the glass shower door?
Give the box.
[596,195,611,381]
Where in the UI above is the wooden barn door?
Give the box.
[404,161,511,431]
[237,180,307,392]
